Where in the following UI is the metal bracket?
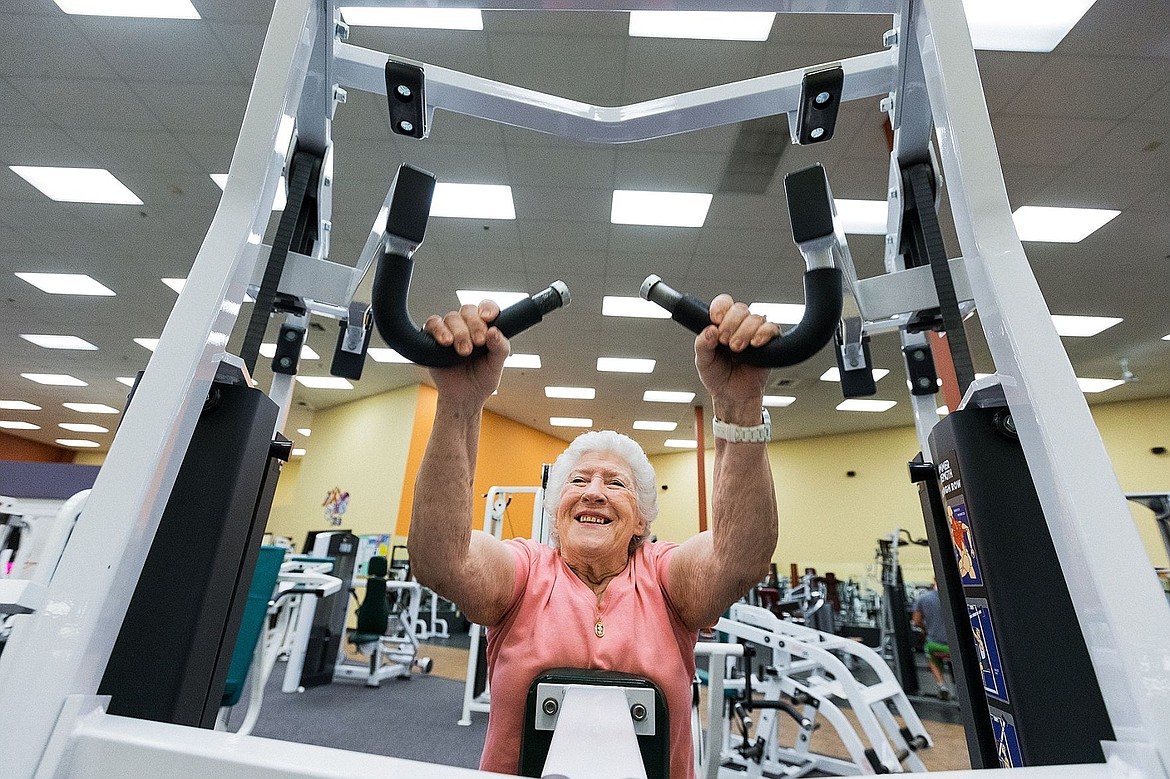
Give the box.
[535,683,657,737]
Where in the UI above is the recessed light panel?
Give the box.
[763,395,796,407]
[633,420,678,431]
[431,183,515,220]
[964,0,1097,52]
[603,296,672,319]
[505,354,541,369]
[597,357,656,374]
[367,348,412,364]
[1051,315,1122,337]
[211,173,286,211]
[664,439,698,449]
[0,421,40,430]
[54,0,200,18]
[15,272,115,296]
[1076,377,1125,393]
[643,390,695,403]
[297,428,311,437]
[835,199,888,235]
[551,417,592,428]
[749,303,806,324]
[23,374,87,386]
[161,278,186,293]
[134,338,160,352]
[259,343,321,360]
[0,401,40,410]
[63,402,119,414]
[20,334,98,350]
[116,377,136,387]
[820,367,890,382]
[611,190,712,228]
[546,387,596,400]
[10,166,142,205]
[1012,206,1119,243]
[456,290,530,308]
[59,423,109,433]
[836,399,897,412]
[56,438,100,448]
[295,376,354,389]
[628,11,775,41]
[339,7,484,29]
[291,448,307,456]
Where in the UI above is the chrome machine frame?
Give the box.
[1,1,1168,777]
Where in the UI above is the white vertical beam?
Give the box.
[915,0,1170,771]
[0,1,320,775]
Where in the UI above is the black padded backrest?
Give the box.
[354,556,390,637]
[367,554,388,578]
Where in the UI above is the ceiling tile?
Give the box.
[0,13,118,80]
[10,77,166,132]
[1002,55,1170,120]
[74,18,246,84]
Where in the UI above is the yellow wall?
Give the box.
[266,384,420,550]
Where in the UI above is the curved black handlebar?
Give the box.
[639,269,843,368]
[371,248,570,368]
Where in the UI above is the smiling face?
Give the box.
[554,450,646,572]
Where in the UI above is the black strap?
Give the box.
[905,163,975,395]
[239,150,321,374]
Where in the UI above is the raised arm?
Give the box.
[408,301,518,627]
[668,295,780,631]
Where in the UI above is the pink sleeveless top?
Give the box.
[481,538,697,778]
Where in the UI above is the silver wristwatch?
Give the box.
[712,408,771,443]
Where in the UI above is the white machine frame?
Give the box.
[2,1,1168,777]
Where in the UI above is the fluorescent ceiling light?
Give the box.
[10,166,142,205]
[292,448,307,457]
[20,334,98,350]
[628,11,775,41]
[23,373,87,386]
[211,173,286,211]
[0,421,40,430]
[643,390,695,403]
[340,7,484,29]
[456,290,529,308]
[53,0,200,18]
[59,423,109,433]
[1077,377,1125,393]
[505,354,541,369]
[15,272,115,296]
[1012,206,1119,243]
[837,399,897,412]
[603,296,671,319]
[1051,315,1122,337]
[116,377,136,387]
[546,386,596,400]
[664,439,698,449]
[598,357,656,374]
[56,439,100,448]
[0,401,40,410]
[963,0,1097,52]
[367,348,412,364]
[295,376,353,389]
[820,367,890,382]
[63,402,118,414]
[161,277,186,293]
[634,420,678,431]
[749,302,806,324]
[259,343,321,360]
[134,338,160,352]
[551,417,592,428]
[1163,333,1170,341]
[297,428,311,437]
[763,395,796,407]
[611,190,712,228]
[836,199,888,235]
[431,183,515,220]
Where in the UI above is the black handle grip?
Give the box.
[371,248,569,368]
[640,268,843,368]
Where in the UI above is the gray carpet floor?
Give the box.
[223,661,488,769]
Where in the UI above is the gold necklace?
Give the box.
[595,614,605,638]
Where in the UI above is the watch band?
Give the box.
[712,408,771,443]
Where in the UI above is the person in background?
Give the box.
[408,295,781,778]
[912,580,951,700]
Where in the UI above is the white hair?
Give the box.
[544,430,658,550]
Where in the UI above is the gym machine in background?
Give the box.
[1,0,1168,777]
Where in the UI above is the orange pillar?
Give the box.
[694,405,708,533]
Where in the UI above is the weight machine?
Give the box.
[1,0,1168,777]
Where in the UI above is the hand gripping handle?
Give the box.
[639,269,842,368]
[372,251,570,367]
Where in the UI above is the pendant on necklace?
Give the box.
[595,620,605,638]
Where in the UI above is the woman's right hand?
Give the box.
[421,300,511,405]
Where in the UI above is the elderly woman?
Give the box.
[409,295,780,778]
